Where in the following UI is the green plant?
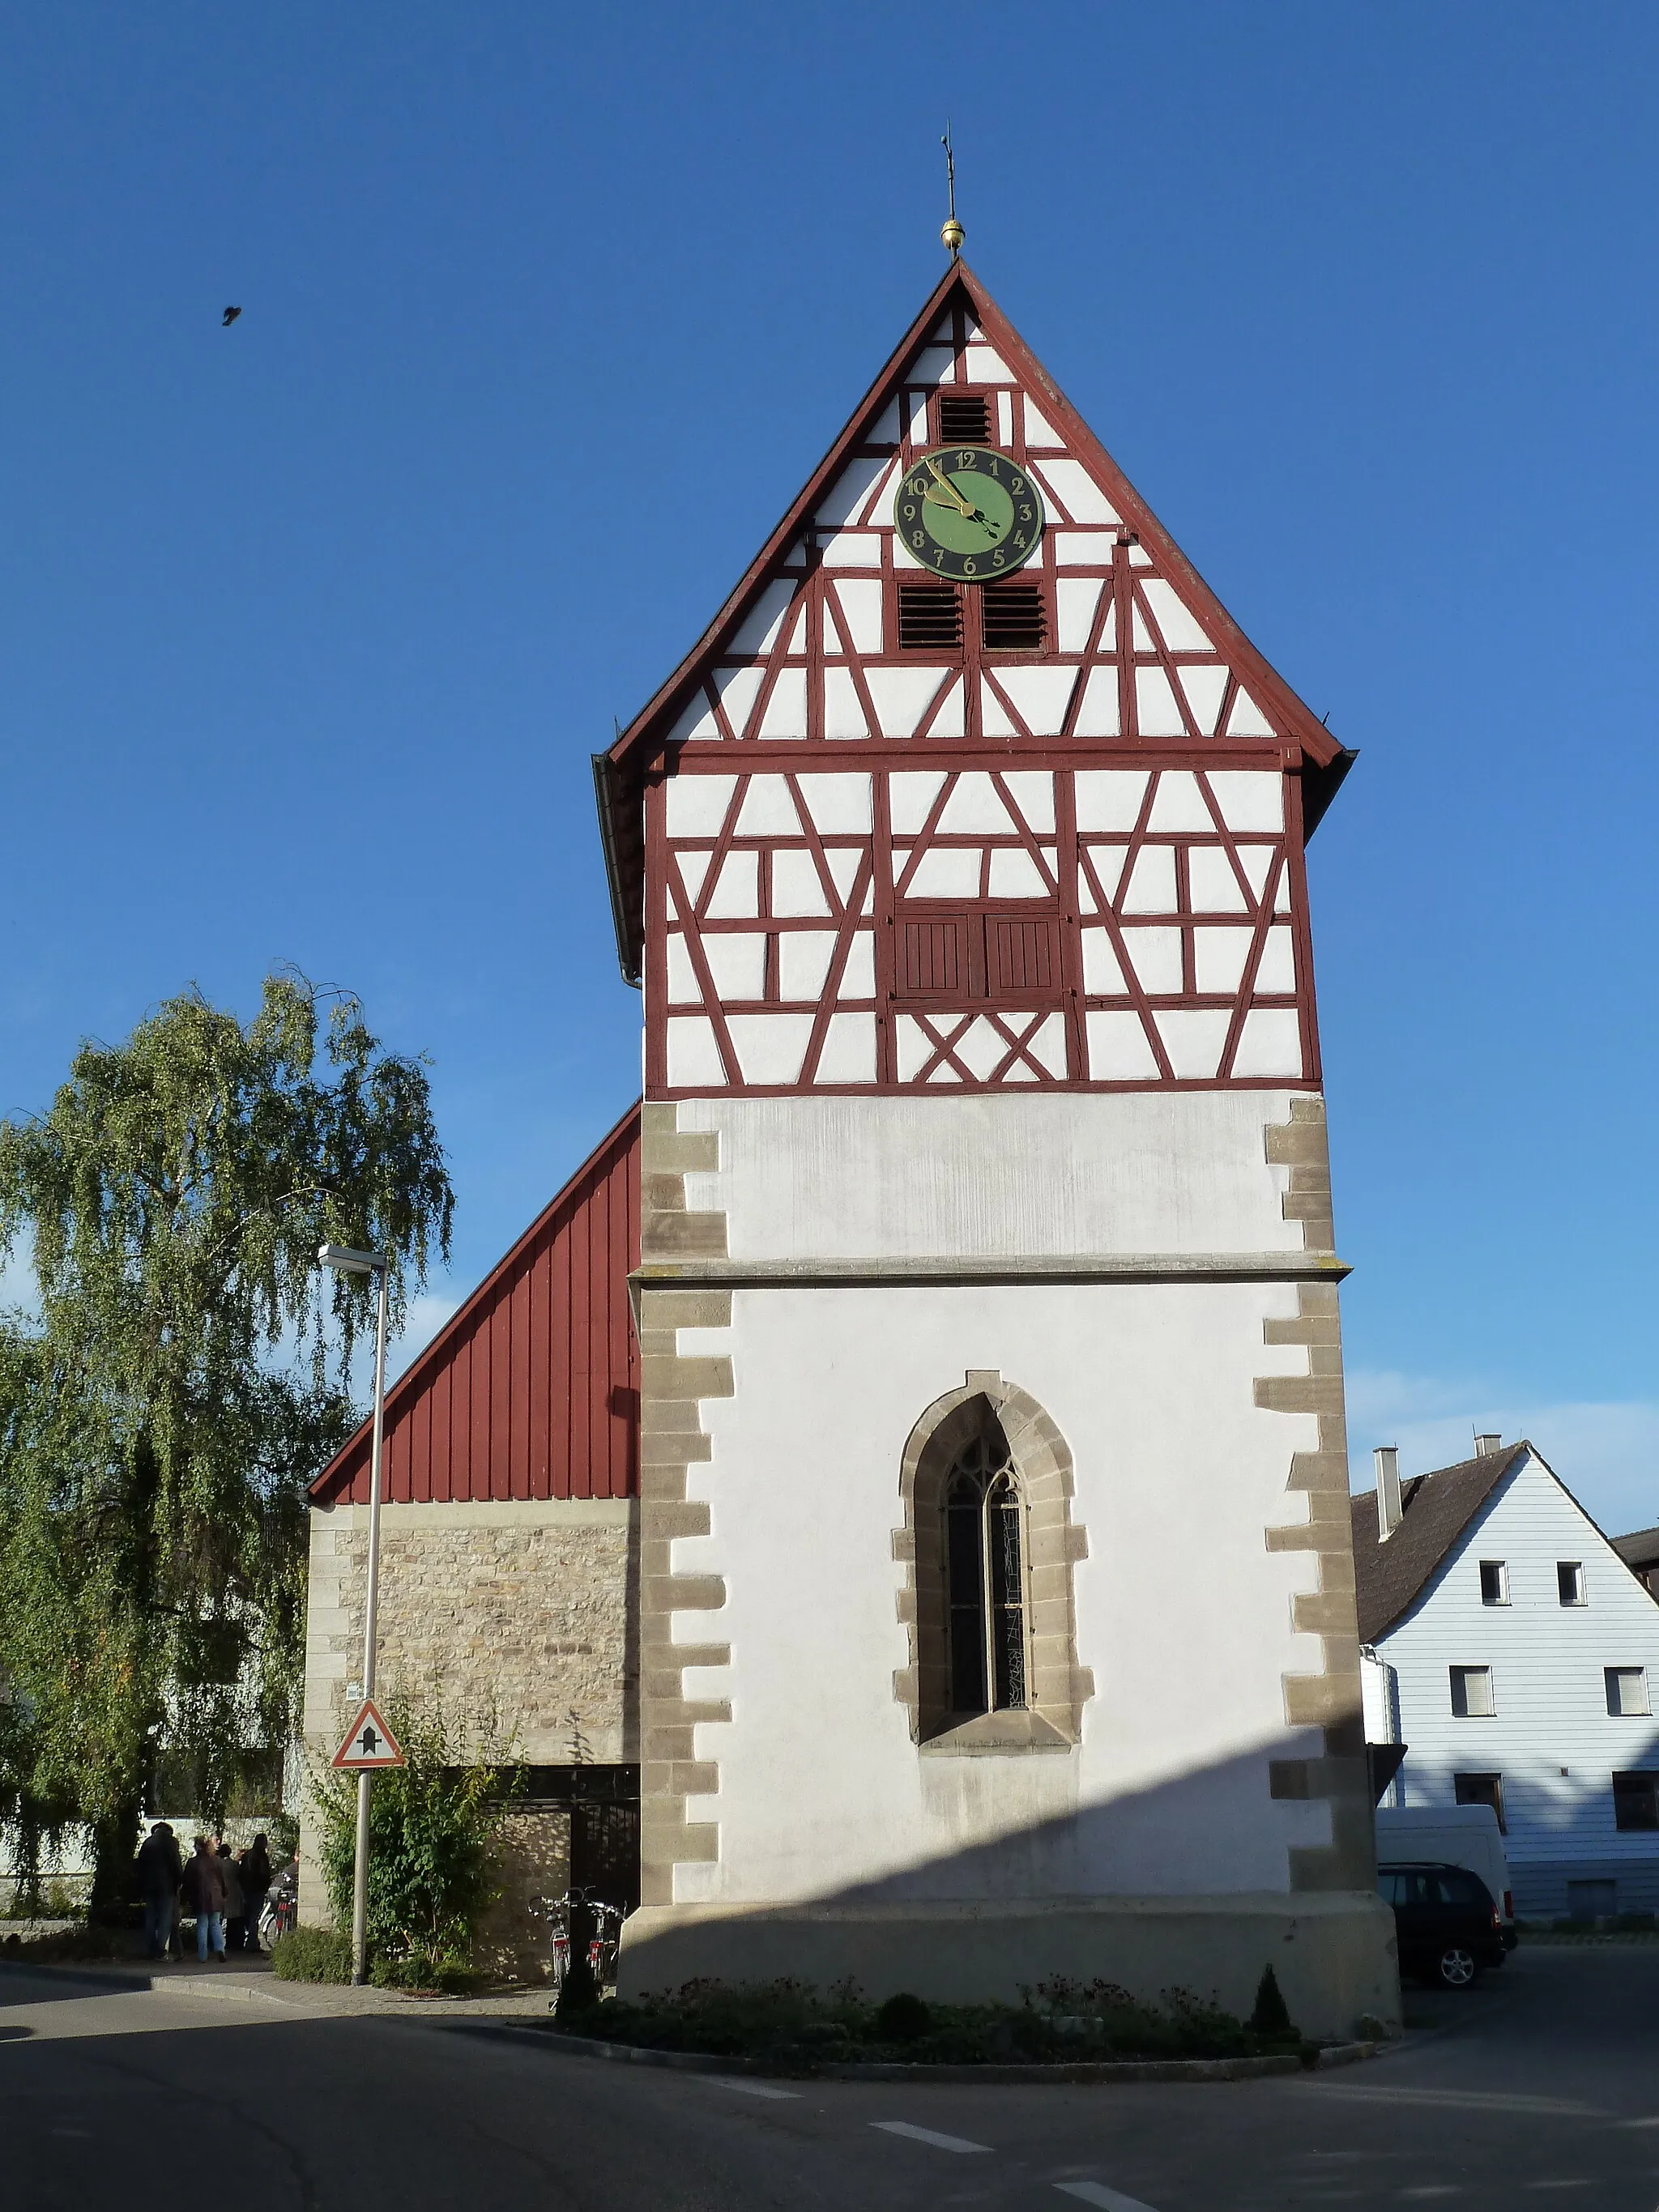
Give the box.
[310,1693,521,1984]
[1248,1965,1295,2040]
[0,974,453,1911]
[874,1992,931,2040]
[557,1975,1286,2070]
[268,1925,352,1984]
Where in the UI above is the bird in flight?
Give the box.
[222,305,242,327]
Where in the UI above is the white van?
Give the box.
[1375,1804,1514,1931]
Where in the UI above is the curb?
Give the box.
[1516,1931,1659,1946]
[446,2019,1380,2084]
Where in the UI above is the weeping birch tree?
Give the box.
[0,974,453,1911]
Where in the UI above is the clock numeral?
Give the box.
[992,548,1006,568]
[957,450,976,468]
[1013,532,1026,548]
[901,502,917,521]
[911,530,926,548]
[1018,505,1033,521]
[1010,475,1025,493]
[962,556,978,576]
[933,549,948,569]
[910,478,928,498]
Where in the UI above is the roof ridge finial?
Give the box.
[940,122,964,258]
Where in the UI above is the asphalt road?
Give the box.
[2,1944,1657,2210]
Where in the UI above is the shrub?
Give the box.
[270,1925,352,1984]
[874,1992,931,2040]
[1248,1965,1295,2040]
[557,1975,1285,2069]
[309,1692,521,1984]
[1,1924,125,1963]
[369,1950,473,1994]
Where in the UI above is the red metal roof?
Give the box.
[309,1104,640,1507]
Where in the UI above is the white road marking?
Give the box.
[870,2120,992,2154]
[1054,2183,1162,2211]
[711,2078,802,2100]
[1300,2083,1597,2118]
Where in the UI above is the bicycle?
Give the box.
[531,1886,629,2001]
[584,1895,626,1992]
[259,1878,298,1952]
[528,1890,574,1996]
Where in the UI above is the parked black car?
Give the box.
[1378,1860,1508,1988]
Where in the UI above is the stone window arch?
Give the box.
[893,1370,1092,1752]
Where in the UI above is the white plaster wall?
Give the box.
[676,1091,1304,1261]
[1380,1452,1659,1872]
[670,1280,1330,1908]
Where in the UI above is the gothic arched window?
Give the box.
[945,1434,1027,1716]
[892,1374,1091,1752]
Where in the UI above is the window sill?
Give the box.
[919,1710,1075,1757]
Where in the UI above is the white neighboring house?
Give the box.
[1354,1439,1659,1921]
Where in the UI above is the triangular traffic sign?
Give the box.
[331,1696,405,1770]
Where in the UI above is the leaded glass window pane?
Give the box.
[946,1483,987,1713]
[940,1429,1028,1718]
[988,1478,1026,1710]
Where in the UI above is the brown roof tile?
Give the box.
[1612,1526,1659,1572]
[1350,1444,1529,1643]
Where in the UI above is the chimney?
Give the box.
[1474,1433,1502,1459]
[1375,1446,1403,1541]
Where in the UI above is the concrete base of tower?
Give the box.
[618,1890,1401,2041]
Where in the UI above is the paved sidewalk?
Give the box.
[0,1950,558,2020]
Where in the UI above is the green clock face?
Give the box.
[893,446,1045,582]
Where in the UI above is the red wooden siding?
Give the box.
[310,1105,640,1507]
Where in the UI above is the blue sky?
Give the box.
[2,6,1656,1531]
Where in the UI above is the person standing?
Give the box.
[181,1835,228,1962]
[237,1834,273,1954]
[134,1823,182,1960]
[218,1841,245,1953]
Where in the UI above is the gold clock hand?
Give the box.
[923,456,976,516]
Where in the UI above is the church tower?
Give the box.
[595,262,1396,2034]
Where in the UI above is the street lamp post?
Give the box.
[318,1242,391,1988]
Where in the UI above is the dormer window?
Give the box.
[936,392,991,444]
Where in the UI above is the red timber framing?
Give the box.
[309,1106,640,1507]
[594,262,1354,1097]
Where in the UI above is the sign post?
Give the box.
[318,1243,393,1986]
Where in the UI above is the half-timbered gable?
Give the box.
[597,263,1351,1102]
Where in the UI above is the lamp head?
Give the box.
[318,1242,388,1276]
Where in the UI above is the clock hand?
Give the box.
[923,456,977,517]
[922,458,1006,535]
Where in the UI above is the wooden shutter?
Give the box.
[897,912,1063,1005]
[987,916,1060,999]
[899,915,975,998]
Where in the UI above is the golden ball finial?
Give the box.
[941,217,965,256]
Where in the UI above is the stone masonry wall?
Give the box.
[299,1497,637,1928]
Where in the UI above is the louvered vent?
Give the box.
[898,582,963,651]
[981,582,1047,653]
[937,393,991,443]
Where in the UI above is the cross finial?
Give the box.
[940,123,964,258]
